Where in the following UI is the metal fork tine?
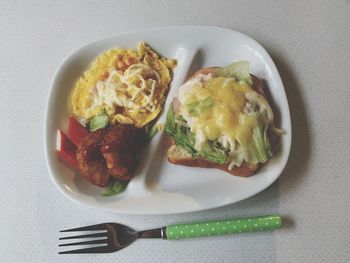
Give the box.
[60,223,107,232]
[59,222,138,254]
[59,245,111,254]
[59,232,107,240]
[59,239,107,247]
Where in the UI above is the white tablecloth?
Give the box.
[1,1,349,262]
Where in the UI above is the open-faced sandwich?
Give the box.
[164,61,276,176]
[56,42,176,195]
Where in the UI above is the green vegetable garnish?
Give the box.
[165,104,196,156]
[101,181,128,197]
[89,110,109,132]
[164,104,228,163]
[215,61,252,85]
[164,103,176,134]
[197,141,228,164]
[238,113,272,164]
[148,125,158,139]
[252,125,271,163]
[186,96,214,116]
[148,123,164,139]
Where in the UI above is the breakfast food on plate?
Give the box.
[100,124,147,181]
[75,124,148,186]
[56,42,176,195]
[71,42,176,128]
[76,128,110,186]
[164,61,276,176]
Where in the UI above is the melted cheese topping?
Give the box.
[178,74,262,152]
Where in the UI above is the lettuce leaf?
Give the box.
[165,104,197,156]
[164,104,176,134]
[148,123,164,139]
[89,110,109,132]
[101,181,128,197]
[197,141,228,164]
[186,96,214,116]
[215,61,252,85]
[148,125,159,139]
[239,124,272,165]
[165,104,228,163]
[252,125,272,163]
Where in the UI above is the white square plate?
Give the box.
[44,26,291,215]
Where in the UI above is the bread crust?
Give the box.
[167,67,267,177]
[167,145,258,177]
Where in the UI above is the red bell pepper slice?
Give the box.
[67,116,89,147]
[56,129,78,170]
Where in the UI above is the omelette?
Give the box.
[71,42,177,128]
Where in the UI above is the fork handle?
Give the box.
[165,214,281,240]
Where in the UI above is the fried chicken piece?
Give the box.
[101,124,147,181]
[76,129,110,186]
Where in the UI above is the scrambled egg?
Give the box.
[71,42,176,127]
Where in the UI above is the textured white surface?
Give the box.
[0,0,349,262]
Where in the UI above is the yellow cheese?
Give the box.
[181,76,257,149]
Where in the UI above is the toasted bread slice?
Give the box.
[168,145,258,177]
[167,67,267,177]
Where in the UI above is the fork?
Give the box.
[59,214,282,254]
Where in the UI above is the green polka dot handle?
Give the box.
[166,214,282,240]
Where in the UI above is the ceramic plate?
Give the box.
[44,26,291,215]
